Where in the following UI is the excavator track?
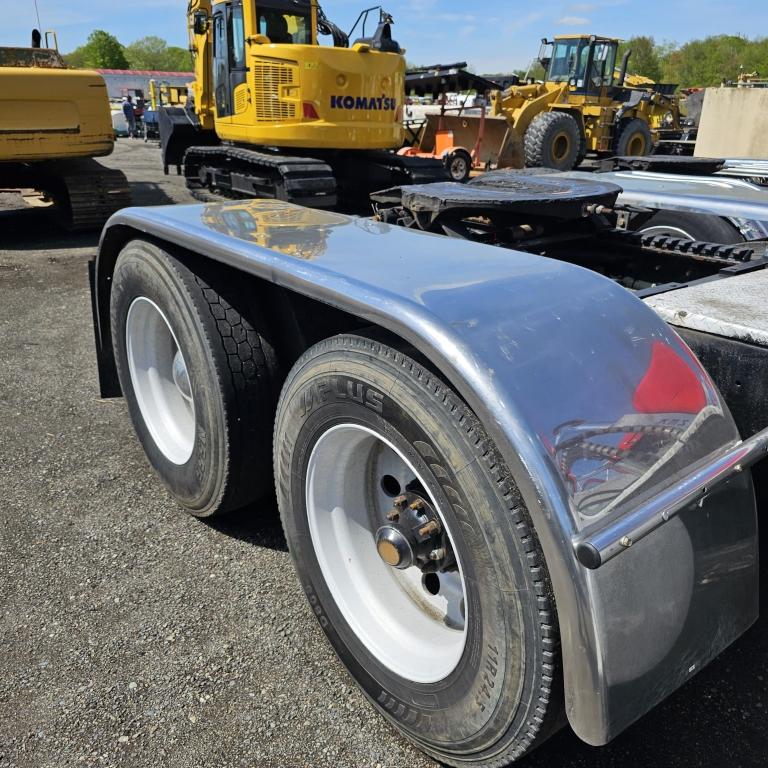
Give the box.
[184,146,338,209]
[2,158,131,232]
[181,145,449,213]
[54,161,132,231]
[328,150,450,208]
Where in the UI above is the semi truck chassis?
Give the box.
[89,164,768,765]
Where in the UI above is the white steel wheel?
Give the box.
[635,211,744,244]
[306,423,467,683]
[111,239,279,516]
[125,297,195,465]
[274,334,562,767]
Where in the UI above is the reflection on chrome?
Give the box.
[552,340,725,519]
[202,201,348,260]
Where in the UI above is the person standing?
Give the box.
[122,96,137,139]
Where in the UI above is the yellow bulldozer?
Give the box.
[159,0,445,207]
[491,35,682,170]
[0,31,130,230]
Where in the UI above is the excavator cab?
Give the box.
[161,0,408,172]
[540,36,618,95]
[159,1,446,207]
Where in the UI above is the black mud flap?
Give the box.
[88,259,121,398]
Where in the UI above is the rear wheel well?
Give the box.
[94,228,434,397]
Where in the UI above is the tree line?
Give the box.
[64,30,192,71]
[66,29,768,87]
[622,35,768,87]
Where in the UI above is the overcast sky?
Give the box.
[4,0,767,72]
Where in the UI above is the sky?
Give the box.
[3,0,768,72]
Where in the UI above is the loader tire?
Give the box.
[615,118,653,156]
[110,239,280,517]
[274,334,563,767]
[524,111,581,170]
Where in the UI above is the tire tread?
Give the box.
[275,333,562,767]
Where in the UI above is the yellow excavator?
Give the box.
[159,0,445,207]
[491,35,682,170]
[0,31,130,230]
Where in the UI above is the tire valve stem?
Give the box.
[429,548,446,561]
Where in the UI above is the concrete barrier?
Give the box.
[695,88,768,159]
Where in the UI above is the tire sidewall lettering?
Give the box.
[278,363,519,748]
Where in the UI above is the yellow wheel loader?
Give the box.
[159,0,445,207]
[491,35,682,170]
[0,31,130,230]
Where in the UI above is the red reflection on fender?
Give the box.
[633,341,707,415]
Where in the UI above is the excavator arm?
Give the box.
[188,0,215,129]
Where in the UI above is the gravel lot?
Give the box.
[1,139,767,768]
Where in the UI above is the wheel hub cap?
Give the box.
[305,423,468,683]
[375,526,414,568]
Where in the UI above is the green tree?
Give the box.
[65,30,128,69]
[512,62,546,81]
[660,35,768,87]
[618,36,662,81]
[124,36,192,71]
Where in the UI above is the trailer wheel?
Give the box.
[274,334,561,767]
[636,211,744,243]
[615,118,652,156]
[110,239,279,517]
[524,111,581,170]
[444,148,473,182]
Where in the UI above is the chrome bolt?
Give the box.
[428,548,445,561]
[619,536,633,548]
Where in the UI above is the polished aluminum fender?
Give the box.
[93,200,759,745]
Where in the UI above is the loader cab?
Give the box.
[540,36,618,96]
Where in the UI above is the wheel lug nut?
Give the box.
[429,548,445,561]
[418,520,440,537]
[393,495,408,508]
[409,499,424,511]
[386,509,400,521]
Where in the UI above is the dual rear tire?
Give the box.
[109,240,562,766]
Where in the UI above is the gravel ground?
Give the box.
[0,140,766,768]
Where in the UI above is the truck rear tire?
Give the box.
[524,111,581,170]
[636,210,744,243]
[615,118,652,156]
[274,334,562,767]
[110,239,279,517]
